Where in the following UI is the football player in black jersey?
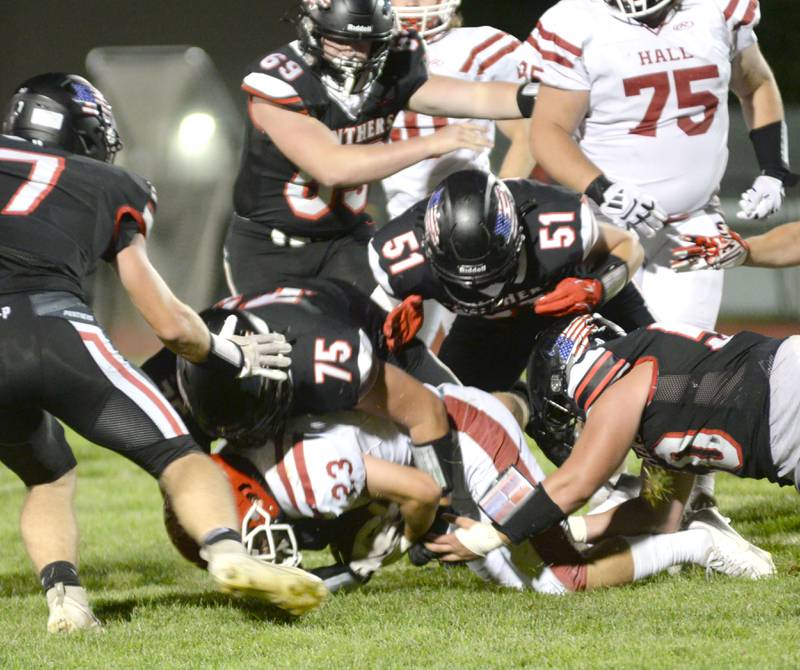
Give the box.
[423,314,794,573]
[142,277,466,499]
[369,168,652,390]
[224,0,536,297]
[0,73,328,630]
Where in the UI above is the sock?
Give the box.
[692,473,716,498]
[626,529,712,581]
[200,528,245,560]
[40,561,81,593]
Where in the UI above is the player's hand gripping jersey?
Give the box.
[569,322,784,483]
[0,134,155,299]
[234,32,428,237]
[383,26,528,218]
[527,0,760,217]
[369,179,598,317]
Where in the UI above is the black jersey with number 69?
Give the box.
[368,179,596,317]
[233,32,428,238]
[569,323,784,483]
[0,135,156,300]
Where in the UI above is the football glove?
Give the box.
[737,175,785,220]
[589,179,667,239]
[534,277,603,317]
[210,314,292,380]
[383,294,424,353]
[671,222,750,272]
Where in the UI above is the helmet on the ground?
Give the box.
[422,170,524,316]
[2,73,122,163]
[162,450,300,568]
[393,0,460,38]
[296,0,394,95]
[177,308,293,447]
[212,450,301,566]
[603,0,679,19]
[526,314,625,465]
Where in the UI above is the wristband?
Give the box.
[516,82,538,118]
[411,429,460,493]
[566,516,588,544]
[454,523,505,558]
[584,174,613,206]
[590,254,629,305]
[750,121,798,187]
[498,483,566,544]
[198,332,243,377]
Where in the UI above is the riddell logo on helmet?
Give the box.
[458,264,487,275]
[347,23,374,33]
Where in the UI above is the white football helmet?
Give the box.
[393,0,461,39]
[604,0,678,18]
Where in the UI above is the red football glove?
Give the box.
[671,222,751,272]
[534,277,603,317]
[383,295,424,352]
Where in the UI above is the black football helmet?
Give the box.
[176,308,293,447]
[422,170,524,316]
[296,0,394,95]
[604,0,679,20]
[2,73,122,163]
[526,314,625,465]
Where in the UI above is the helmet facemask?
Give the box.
[604,0,679,22]
[241,499,302,567]
[295,1,393,96]
[393,0,461,39]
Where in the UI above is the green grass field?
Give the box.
[1,436,799,670]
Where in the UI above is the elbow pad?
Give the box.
[411,429,460,493]
[590,254,630,305]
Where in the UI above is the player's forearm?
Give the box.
[607,229,645,276]
[312,135,448,188]
[497,118,536,179]
[528,119,601,193]
[745,221,800,267]
[739,77,784,131]
[409,78,521,120]
[400,498,439,543]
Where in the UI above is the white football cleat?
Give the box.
[687,507,776,580]
[45,583,102,633]
[206,551,329,616]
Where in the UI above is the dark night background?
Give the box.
[4,1,798,104]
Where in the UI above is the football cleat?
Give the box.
[205,551,329,616]
[688,507,776,580]
[45,583,103,633]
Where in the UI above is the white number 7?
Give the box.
[1,148,65,216]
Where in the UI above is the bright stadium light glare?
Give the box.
[177,112,217,156]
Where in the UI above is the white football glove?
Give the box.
[737,175,785,220]
[210,314,292,381]
[671,222,751,272]
[597,181,667,239]
[348,503,405,581]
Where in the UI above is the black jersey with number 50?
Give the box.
[0,134,156,300]
[368,179,594,317]
[233,33,428,238]
[569,324,784,483]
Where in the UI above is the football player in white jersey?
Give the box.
[381,0,539,348]
[169,381,774,593]
[525,0,795,331]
